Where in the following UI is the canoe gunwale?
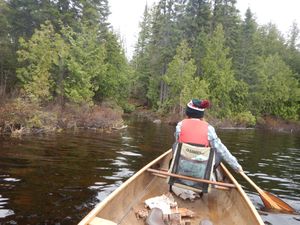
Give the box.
[117,176,158,224]
[221,164,265,224]
[78,150,172,225]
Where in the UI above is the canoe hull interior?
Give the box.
[78,150,264,225]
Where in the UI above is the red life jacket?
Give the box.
[178,119,209,147]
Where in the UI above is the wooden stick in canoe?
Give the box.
[147,168,236,188]
[240,172,295,213]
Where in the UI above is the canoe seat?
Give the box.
[89,217,117,225]
[169,143,215,193]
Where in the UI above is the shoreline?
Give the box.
[0,98,125,136]
[131,108,300,134]
[1,103,299,136]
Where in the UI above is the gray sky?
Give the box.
[108,0,300,59]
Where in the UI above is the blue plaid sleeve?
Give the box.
[208,125,241,171]
[174,121,183,142]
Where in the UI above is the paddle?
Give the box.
[240,171,295,213]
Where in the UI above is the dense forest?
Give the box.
[0,0,300,133]
[132,0,300,124]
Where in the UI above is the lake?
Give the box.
[0,116,299,224]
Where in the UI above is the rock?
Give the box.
[153,119,162,124]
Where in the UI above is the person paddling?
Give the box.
[174,99,243,174]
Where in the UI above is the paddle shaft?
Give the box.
[147,168,236,188]
[240,172,263,193]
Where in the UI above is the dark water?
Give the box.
[0,116,300,225]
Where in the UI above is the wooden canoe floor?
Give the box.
[79,150,264,225]
[120,177,259,225]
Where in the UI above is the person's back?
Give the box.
[178,118,209,147]
[174,99,243,173]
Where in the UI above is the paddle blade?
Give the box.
[260,191,295,213]
[240,172,296,214]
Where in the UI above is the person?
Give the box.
[174,98,243,173]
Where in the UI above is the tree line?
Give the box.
[0,0,299,124]
[132,0,300,123]
[0,0,133,110]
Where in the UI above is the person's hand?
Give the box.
[236,165,243,173]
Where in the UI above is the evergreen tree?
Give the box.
[235,8,258,85]
[162,40,197,112]
[286,22,300,80]
[180,0,211,44]
[80,0,111,32]
[181,0,212,76]
[212,0,241,56]
[146,0,182,108]
[131,5,152,104]
[62,24,106,105]
[96,31,132,106]
[255,23,286,57]
[17,21,108,105]
[17,22,61,102]
[0,0,16,93]
[252,54,300,119]
[6,0,110,41]
[202,24,236,117]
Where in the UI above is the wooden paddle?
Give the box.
[240,171,295,213]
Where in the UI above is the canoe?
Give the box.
[78,149,264,225]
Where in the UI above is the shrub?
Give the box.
[233,111,256,127]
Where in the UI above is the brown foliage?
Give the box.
[0,98,124,135]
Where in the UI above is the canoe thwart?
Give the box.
[147,168,236,189]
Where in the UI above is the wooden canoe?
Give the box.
[78,149,264,225]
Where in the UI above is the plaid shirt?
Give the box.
[175,119,241,171]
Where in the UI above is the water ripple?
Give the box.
[0,209,15,218]
[0,195,14,218]
[2,178,21,182]
[117,150,142,157]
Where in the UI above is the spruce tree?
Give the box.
[235,8,258,85]
[202,24,236,117]
[163,40,197,112]
[131,4,152,104]
[286,22,300,80]
[212,0,241,57]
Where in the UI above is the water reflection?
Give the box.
[0,195,14,219]
[0,118,299,224]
